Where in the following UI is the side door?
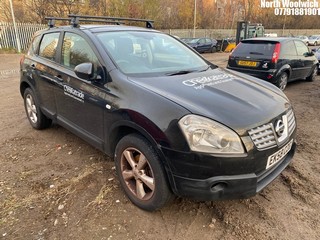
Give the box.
[32,32,61,117]
[204,38,213,52]
[196,38,206,52]
[294,40,314,79]
[54,31,107,150]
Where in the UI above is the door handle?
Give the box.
[56,75,63,82]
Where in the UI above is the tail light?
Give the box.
[271,43,281,63]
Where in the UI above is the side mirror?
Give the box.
[308,51,314,56]
[74,62,94,80]
[311,48,316,52]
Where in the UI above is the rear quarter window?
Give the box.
[294,40,309,56]
[27,35,41,56]
[39,32,60,61]
[280,41,297,56]
[233,42,275,57]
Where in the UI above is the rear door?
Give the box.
[32,32,61,117]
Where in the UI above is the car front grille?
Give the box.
[248,109,296,150]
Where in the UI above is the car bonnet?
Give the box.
[129,68,291,133]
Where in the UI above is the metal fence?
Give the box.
[1,21,320,51]
[0,22,47,51]
[164,29,320,39]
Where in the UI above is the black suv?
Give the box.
[20,15,296,211]
[227,37,318,90]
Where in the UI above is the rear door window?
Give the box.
[39,32,60,61]
[233,42,276,57]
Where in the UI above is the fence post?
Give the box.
[9,0,21,52]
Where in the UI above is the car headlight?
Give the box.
[178,115,244,154]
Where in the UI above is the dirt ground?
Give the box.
[0,53,319,240]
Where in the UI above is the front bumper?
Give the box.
[162,140,296,201]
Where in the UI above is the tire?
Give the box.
[210,46,217,53]
[306,66,318,82]
[114,134,173,211]
[315,41,318,46]
[23,88,52,129]
[276,72,288,91]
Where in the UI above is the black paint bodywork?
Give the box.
[20,26,297,201]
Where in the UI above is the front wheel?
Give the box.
[210,46,217,53]
[23,88,52,129]
[114,134,173,211]
[276,72,288,90]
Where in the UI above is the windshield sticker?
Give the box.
[183,73,234,90]
[64,85,84,103]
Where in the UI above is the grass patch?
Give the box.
[0,48,20,54]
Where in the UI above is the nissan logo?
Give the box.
[275,119,285,137]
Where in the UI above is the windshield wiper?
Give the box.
[249,51,264,55]
[199,65,211,72]
[166,66,211,76]
[166,70,196,76]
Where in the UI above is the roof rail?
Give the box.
[45,15,154,28]
[68,14,154,29]
[45,17,71,28]
[45,16,124,28]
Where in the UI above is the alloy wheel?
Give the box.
[120,147,155,201]
[26,94,38,123]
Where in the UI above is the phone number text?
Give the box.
[275,8,320,15]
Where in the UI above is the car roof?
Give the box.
[241,37,298,43]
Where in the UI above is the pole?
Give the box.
[282,15,286,37]
[9,0,21,53]
[193,0,196,38]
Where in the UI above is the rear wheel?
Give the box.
[114,134,173,211]
[23,88,52,129]
[306,66,318,82]
[276,72,288,90]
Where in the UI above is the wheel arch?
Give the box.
[106,120,162,157]
[276,64,291,79]
[105,120,176,192]
[20,81,32,97]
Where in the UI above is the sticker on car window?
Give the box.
[64,85,84,103]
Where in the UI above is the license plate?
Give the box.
[266,139,293,169]
[238,60,258,67]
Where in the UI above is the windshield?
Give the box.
[189,38,200,43]
[96,31,209,76]
[309,36,319,40]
